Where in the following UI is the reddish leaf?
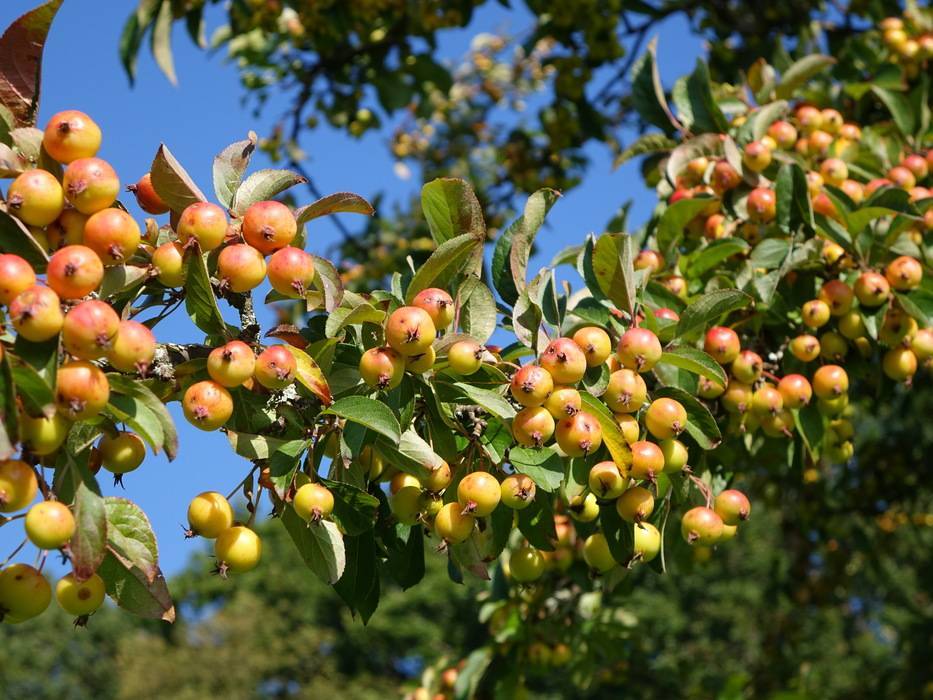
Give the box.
[0,0,63,127]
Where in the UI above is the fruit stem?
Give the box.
[0,537,28,568]
[226,464,260,502]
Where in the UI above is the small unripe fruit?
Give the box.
[422,461,451,492]
[882,347,917,382]
[660,438,688,472]
[731,350,763,384]
[617,328,662,372]
[10,285,64,342]
[447,340,483,375]
[434,502,475,543]
[630,440,665,480]
[47,245,104,299]
[55,572,105,616]
[812,364,849,399]
[544,386,582,419]
[183,380,233,431]
[615,413,640,444]
[0,563,51,623]
[457,471,501,516]
[43,111,101,163]
[761,408,794,437]
[254,345,296,390]
[588,461,626,499]
[802,299,831,328]
[742,140,772,172]
[697,375,725,399]
[879,308,917,347]
[616,486,654,522]
[645,398,687,439]
[634,249,664,274]
[177,202,228,251]
[411,288,454,328]
[704,213,727,240]
[512,406,556,447]
[711,160,741,194]
[108,320,156,374]
[572,326,612,367]
[704,326,741,364]
[789,334,821,362]
[20,412,69,456]
[0,254,37,305]
[294,483,334,522]
[714,489,751,525]
[500,474,536,509]
[837,312,866,341]
[55,361,110,421]
[218,243,267,292]
[820,157,848,187]
[539,337,588,384]
[267,246,314,298]
[885,256,922,291]
[390,485,422,525]
[582,533,617,572]
[151,241,186,287]
[509,546,545,582]
[819,280,854,317]
[187,492,235,538]
[887,165,916,190]
[817,394,849,417]
[8,169,65,226]
[778,374,812,408]
[721,380,752,413]
[83,208,141,266]
[215,526,262,573]
[359,346,405,390]
[63,158,119,214]
[604,368,647,413]
[208,340,256,387]
[911,328,933,362]
[24,500,75,549]
[386,306,436,357]
[555,411,602,457]
[0,460,38,513]
[633,522,661,562]
[568,492,599,522]
[747,187,776,223]
[509,365,553,407]
[750,385,783,416]
[242,201,297,255]
[681,506,724,545]
[62,299,120,360]
[768,120,798,149]
[128,173,169,214]
[390,473,421,496]
[406,347,435,373]
[98,431,146,474]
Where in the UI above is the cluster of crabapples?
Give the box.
[878,13,933,78]
[0,108,324,619]
[354,293,751,578]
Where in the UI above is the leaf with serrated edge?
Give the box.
[295,192,375,225]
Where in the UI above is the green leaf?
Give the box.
[579,393,633,475]
[748,100,789,142]
[333,530,380,623]
[658,346,727,388]
[421,178,486,246]
[511,268,548,351]
[681,59,729,133]
[0,208,49,270]
[295,192,375,225]
[280,509,346,584]
[406,233,483,303]
[508,189,561,301]
[322,397,401,443]
[70,482,107,582]
[896,291,933,327]
[212,132,257,208]
[517,495,557,551]
[225,431,289,460]
[150,143,207,213]
[750,238,791,269]
[775,55,835,99]
[324,302,384,338]
[454,647,494,700]
[307,254,344,312]
[630,37,678,133]
[872,86,916,138]
[320,478,379,536]
[385,522,425,589]
[283,345,333,406]
[508,446,564,492]
[600,501,634,566]
[674,289,752,341]
[794,404,823,461]
[614,133,678,167]
[592,233,637,318]
[106,374,179,460]
[438,381,511,421]
[0,356,17,459]
[232,169,307,216]
[10,340,56,415]
[268,439,308,498]
[375,429,443,480]
[98,550,175,622]
[104,497,159,582]
[684,238,749,277]
[656,197,717,257]
[99,265,148,300]
[665,133,721,185]
[458,276,497,343]
[653,386,721,449]
[0,0,63,127]
[151,0,176,85]
[774,162,814,235]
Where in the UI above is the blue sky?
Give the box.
[0,1,701,577]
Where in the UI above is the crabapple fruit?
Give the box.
[182,380,234,431]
